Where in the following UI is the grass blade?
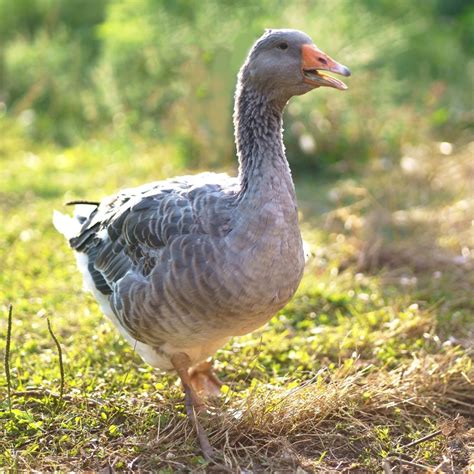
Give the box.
[4,304,13,411]
[47,317,64,399]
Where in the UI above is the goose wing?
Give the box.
[69,173,237,296]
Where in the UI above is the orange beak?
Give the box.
[301,43,351,90]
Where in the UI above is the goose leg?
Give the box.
[171,353,214,461]
[189,358,223,398]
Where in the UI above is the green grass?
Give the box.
[1,122,473,471]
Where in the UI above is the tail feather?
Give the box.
[53,204,96,240]
[52,210,80,239]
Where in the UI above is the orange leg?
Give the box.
[188,358,223,398]
[171,353,214,461]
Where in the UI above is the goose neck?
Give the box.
[234,84,294,200]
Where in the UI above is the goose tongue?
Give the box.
[301,43,351,90]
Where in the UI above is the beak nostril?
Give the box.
[319,57,328,65]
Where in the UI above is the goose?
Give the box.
[53,28,350,459]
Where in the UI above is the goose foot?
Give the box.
[171,353,215,461]
[189,358,222,398]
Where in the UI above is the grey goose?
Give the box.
[54,28,350,459]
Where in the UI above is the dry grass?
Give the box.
[197,350,474,472]
[4,348,472,472]
[323,142,473,273]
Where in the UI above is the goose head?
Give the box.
[241,28,351,103]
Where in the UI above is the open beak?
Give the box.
[301,43,351,91]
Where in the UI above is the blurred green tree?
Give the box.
[0,0,472,169]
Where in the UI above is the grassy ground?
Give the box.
[1,122,473,471]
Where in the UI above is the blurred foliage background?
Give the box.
[1,2,473,470]
[1,0,473,172]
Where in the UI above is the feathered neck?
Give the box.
[233,75,294,202]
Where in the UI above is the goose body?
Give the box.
[55,164,304,370]
[54,28,350,371]
[54,29,349,456]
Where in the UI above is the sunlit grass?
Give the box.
[1,1,473,469]
[0,110,474,471]
[1,126,473,470]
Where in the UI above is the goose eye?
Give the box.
[277,42,288,50]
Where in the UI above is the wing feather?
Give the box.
[69,173,237,295]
